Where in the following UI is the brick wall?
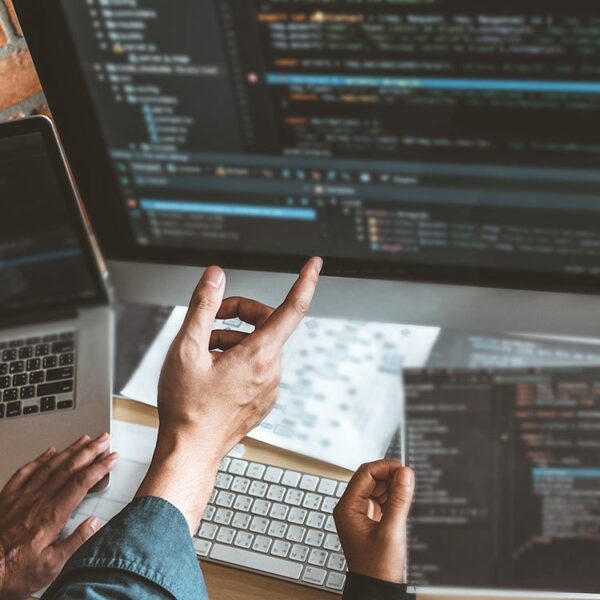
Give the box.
[0,0,49,122]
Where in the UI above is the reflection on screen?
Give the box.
[0,132,97,313]
[402,368,600,593]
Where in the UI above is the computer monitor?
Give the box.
[14,0,600,337]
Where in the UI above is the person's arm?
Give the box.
[333,460,416,600]
[0,434,117,599]
[43,257,322,598]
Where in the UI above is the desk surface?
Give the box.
[114,398,563,600]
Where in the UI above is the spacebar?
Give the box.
[209,543,303,579]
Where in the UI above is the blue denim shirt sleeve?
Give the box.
[41,496,208,600]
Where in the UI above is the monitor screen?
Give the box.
[400,368,600,594]
[0,130,101,314]
[37,1,600,288]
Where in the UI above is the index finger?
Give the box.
[344,459,404,501]
[246,257,322,352]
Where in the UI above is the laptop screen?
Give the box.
[0,129,102,314]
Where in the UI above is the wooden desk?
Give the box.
[114,398,558,600]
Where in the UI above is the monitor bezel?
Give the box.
[14,0,600,298]
[0,115,109,318]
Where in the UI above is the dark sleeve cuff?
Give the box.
[43,496,206,599]
[342,572,415,600]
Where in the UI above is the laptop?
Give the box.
[0,116,112,490]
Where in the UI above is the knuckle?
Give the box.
[194,292,219,312]
[292,296,309,317]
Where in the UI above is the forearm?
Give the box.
[136,426,222,530]
[343,573,415,600]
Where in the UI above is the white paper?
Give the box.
[121,308,439,469]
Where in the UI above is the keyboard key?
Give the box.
[232,513,251,530]
[198,522,218,540]
[246,462,265,479]
[219,456,231,471]
[35,344,50,357]
[52,341,74,354]
[317,478,338,495]
[45,367,74,382]
[248,481,267,498]
[0,376,9,389]
[249,516,269,534]
[0,364,6,375]
[9,361,24,374]
[286,525,306,543]
[43,356,57,369]
[335,482,348,498]
[250,499,271,516]
[193,538,212,557]
[325,515,337,532]
[215,492,235,508]
[210,543,302,578]
[308,548,328,567]
[228,459,248,475]
[307,511,325,529]
[12,374,27,387]
[23,405,39,415]
[264,466,283,483]
[18,346,33,359]
[233,532,254,549]
[231,477,250,493]
[214,508,233,525]
[285,489,304,506]
[37,381,74,396]
[233,495,252,512]
[20,386,35,400]
[6,401,21,417]
[0,404,4,418]
[26,359,41,371]
[269,503,289,521]
[326,572,346,591]
[202,505,216,521]
[282,470,301,487]
[302,493,322,510]
[42,334,58,342]
[266,484,286,502]
[267,521,287,539]
[2,349,16,361]
[26,337,40,345]
[299,474,319,492]
[8,339,24,348]
[306,529,325,547]
[59,353,74,366]
[288,507,307,525]
[324,533,341,552]
[215,472,233,489]
[302,566,327,586]
[252,535,272,554]
[59,332,74,340]
[29,371,44,384]
[40,396,56,412]
[322,497,337,513]
[289,543,309,562]
[327,552,346,572]
[3,388,18,402]
[216,527,236,544]
[271,540,291,558]
[57,400,74,410]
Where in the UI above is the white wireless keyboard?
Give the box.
[194,456,349,594]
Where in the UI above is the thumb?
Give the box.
[183,266,226,349]
[52,516,102,564]
[381,467,414,531]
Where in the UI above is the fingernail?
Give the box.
[42,447,55,457]
[202,266,224,288]
[315,257,323,274]
[88,516,102,532]
[107,452,119,463]
[98,432,110,442]
[397,468,413,487]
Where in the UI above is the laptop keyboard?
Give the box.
[0,331,77,420]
